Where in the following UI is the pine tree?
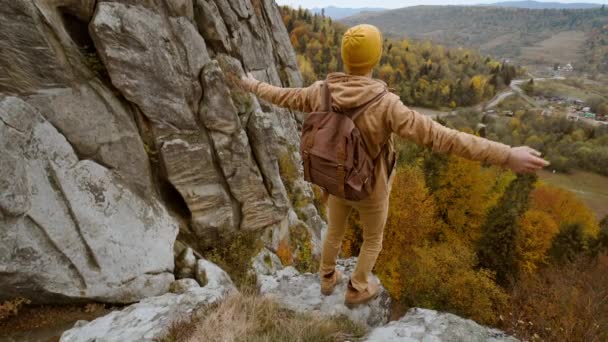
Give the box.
[549,223,589,264]
[477,173,537,287]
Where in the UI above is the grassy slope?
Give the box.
[538,169,608,219]
[530,77,608,102]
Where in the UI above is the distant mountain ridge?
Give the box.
[483,1,605,9]
[310,6,386,19]
[342,5,608,73]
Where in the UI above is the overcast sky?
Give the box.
[275,0,605,8]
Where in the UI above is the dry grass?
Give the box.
[159,293,366,342]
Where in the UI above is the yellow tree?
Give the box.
[470,75,487,103]
[375,165,438,298]
[433,155,497,245]
[296,55,316,85]
[516,209,559,273]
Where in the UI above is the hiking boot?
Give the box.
[320,270,342,296]
[344,280,379,308]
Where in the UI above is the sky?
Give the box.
[275,0,605,9]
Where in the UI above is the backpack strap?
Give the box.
[320,81,333,112]
[304,82,332,181]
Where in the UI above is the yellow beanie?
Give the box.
[341,24,383,75]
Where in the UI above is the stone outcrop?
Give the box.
[0,97,177,303]
[365,308,519,342]
[59,258,236,342]
[256,257,391,328]
[0,0,324,303]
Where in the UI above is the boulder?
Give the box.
[60,260,236,342]
[257,257,391,327]
[195,258,237,293]
[365,308,520,342]
[0,97,178,304]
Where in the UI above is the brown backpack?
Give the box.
[300,81,386,201]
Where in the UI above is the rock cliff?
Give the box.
[0,0,324,303]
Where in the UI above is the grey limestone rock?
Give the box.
[0,97,178,304]
[60,259,235,342]
[365,308,520,342]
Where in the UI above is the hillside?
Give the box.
[342,6,608,72]
[487,1,605,9]
[282,6,520,109]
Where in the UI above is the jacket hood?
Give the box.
[325,72,388,111]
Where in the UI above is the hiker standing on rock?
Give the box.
[241,24,549,307]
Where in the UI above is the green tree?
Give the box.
[477,173,537,286]
[549,223,590,264]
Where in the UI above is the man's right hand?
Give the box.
[505,146,550,173]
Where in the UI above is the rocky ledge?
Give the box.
[366,308,519,342]
[59,254,518,341]
[254,253,391,328]
[59,258,236,342]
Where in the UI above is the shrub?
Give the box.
[206,231,263,290]
[276,239,293,266]
[289,224,318,274]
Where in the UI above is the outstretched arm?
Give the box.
[387,99,549,173]
[240,73,316,113]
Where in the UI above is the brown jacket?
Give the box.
[244,72,512,199]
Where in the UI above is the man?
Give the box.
[240,24,549,307]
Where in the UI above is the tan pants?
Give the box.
[319,192,389,292]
